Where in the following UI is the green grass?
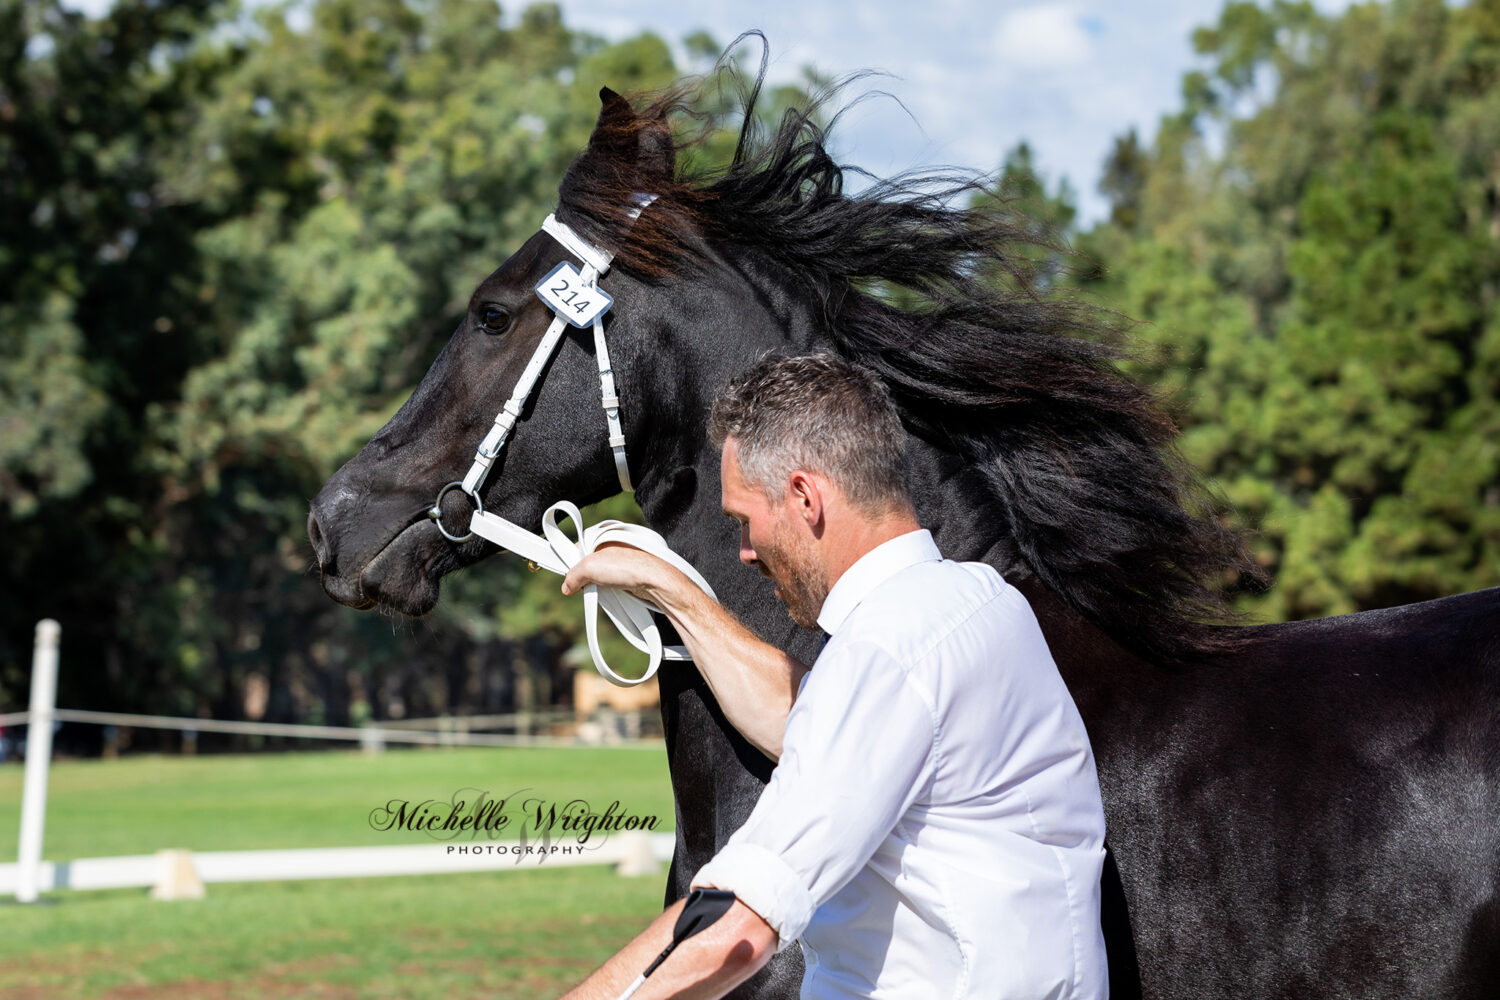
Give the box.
[0,748,678,999]
[0,746,675,858]
[0,865,667,999]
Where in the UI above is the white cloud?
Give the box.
[994,3,1095,72]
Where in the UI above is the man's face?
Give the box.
[721,439,827,630]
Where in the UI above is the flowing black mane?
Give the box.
[556,73,1265,663]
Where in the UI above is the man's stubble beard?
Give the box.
[762,519,829,631]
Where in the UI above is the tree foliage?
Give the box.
[1080,0,1500,621]
[3,0,1497,729]
[0,0,701,730]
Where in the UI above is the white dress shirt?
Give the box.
[692,529,1108,999]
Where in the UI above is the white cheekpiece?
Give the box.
[435,203,715,687]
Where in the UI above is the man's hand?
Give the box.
[560,544,809,761]
[562,543,692,608]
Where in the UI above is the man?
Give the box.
[557,354,1108,999]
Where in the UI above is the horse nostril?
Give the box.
[307,508,330,567]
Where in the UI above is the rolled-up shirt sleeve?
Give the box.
[691,642,938,951]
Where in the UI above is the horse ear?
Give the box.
[590,87,675,182]
[597,87,635,129]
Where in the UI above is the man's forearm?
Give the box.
[560,898,775,1000]
[646,582,807,761]
[560,547,809,760]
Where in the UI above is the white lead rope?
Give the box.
[614,973,648,1000]
[469,501,716,687]
[432,201,715,688]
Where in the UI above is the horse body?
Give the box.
[308,88,1500,999]
[1070,586,1500,999]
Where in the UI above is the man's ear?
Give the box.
[786,471,825,528]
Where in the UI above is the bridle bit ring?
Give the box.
[428,481,480,543]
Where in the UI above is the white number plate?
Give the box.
[535,262,613,328]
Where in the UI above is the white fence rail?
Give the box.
[44,708,658,750]
[0,832,675,896]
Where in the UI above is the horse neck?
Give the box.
[623,241,1148,717]
[904,434,1153,722]
[612,242,821,654]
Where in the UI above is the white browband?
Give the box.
[541,214,613,273]
[428,203,714,687]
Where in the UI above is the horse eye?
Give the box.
[478,305,510,333]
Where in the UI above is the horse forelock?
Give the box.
[556,70,1268,664]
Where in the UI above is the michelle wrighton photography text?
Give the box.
[368,790,662,847]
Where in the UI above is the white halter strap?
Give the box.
[458,213,631,498]
[430,203,712,687]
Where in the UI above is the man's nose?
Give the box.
[738,524,757,567]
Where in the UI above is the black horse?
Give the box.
[307,83,1500,999]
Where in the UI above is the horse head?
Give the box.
[307,88,814,620]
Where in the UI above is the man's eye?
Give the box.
[479,306,511,333]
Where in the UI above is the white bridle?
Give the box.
[426,206,717,687]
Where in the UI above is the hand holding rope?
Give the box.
[465,500,716,688]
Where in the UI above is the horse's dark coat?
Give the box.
[308,85,1500,999]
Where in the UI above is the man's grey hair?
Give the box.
[708,353,912,513]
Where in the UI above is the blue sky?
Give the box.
[576,0,1216,223]
[67,0,1356,224]
[561,0,1356,224]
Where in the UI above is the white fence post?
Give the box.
[15,619,60,903]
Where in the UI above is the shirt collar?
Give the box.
[816,529,942,635]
